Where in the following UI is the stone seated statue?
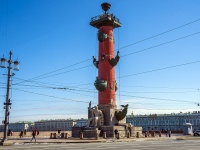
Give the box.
[88,105,104,127]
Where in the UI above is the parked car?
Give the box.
[193,130,200,136]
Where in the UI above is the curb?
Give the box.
[6,136,200,145]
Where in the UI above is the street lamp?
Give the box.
[0,51,20,143]
[0,57,7,68]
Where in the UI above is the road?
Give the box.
[0,139,199,150]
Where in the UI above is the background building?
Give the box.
[75,118,87,127]
[34,119,76,131]
[0,122,33,132]
[0,125,4,132]
[127,111,200,132]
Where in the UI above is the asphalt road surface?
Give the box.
[0,140,200,150]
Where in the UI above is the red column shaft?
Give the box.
[98,26,116,105]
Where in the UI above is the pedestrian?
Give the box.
[30,130,36,142]
[24,129,27,136]
[99,129,104,137]
[19,130,23,138]
[168,129,171,137]
[58,129,61,134]
[165,130,168,137]
[8,129,11,136]
[34,129,37,135]
[114,129,119,139]
[37,129,39,135]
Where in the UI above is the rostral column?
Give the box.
[90,3,122,125]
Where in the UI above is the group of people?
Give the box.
[165,129,172,137]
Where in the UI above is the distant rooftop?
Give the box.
[35,119,76,122]
[127,111,200,118]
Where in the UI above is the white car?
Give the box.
[193,130,200,136]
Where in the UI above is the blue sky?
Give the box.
[0,0,200,122]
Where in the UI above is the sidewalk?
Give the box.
[1,134,199,145]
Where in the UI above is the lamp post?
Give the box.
[0,51,19,142]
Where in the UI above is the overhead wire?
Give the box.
[3,19,199,112]
[119,60,200,79]
[12,88,90,104]
[121,31,200,57]
[0,102,193,113]
[119,85,198,90]
[1,10,200,121]
[115,18,200,51]
[30,64,93,81]
[8,60,199,105]
[120,94,198,104]
[12,31,200,84]
[10,85,198,105]
[12,18,200,85]
[13,58,92,85]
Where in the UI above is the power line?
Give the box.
[115,18,200,51]
[8,112,87,118]
[13,77,82,88]
[0,103,192,113]
[6,60,199,106]
[12,19,200,86]
[33,65,92,80]
[11,87,198,105]
[11,82,199,94]
[119,85,198,90]
[121,31,200,57]
[12,59,200,90]
[120,94,198,104]
[11,64,92,85]
[13,58,92,85]
[12,88,89,104]
[8,60,199,105]
[128,107,199,111]
[19,31,200,83]
[119,60,200,78]
[0,105,86,112]
[120,90,198,94]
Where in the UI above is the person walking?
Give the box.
[24,129,27,136]
[37,129,39,136]
[168,129,171,137]
[165,130,168,137]
[30,130,36,142]
[114,129,119,139]
[19,130,23,138]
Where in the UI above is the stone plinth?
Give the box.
[100,125,142,138]
[72,127,98,138]
[72,125,142,138]
[129,126,142,137]
[0,140,13,146]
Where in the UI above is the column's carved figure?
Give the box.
[88,105,104,127]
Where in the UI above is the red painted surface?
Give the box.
[98,26,116,105]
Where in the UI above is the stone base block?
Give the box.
[130,126,142,137]
[72,125,142,138]
[0,140,13,146]
[100,125,142,138]
[72,127,98,138]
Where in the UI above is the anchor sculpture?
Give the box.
[115,104,129,121]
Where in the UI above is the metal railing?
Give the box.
[91,13,120,23]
